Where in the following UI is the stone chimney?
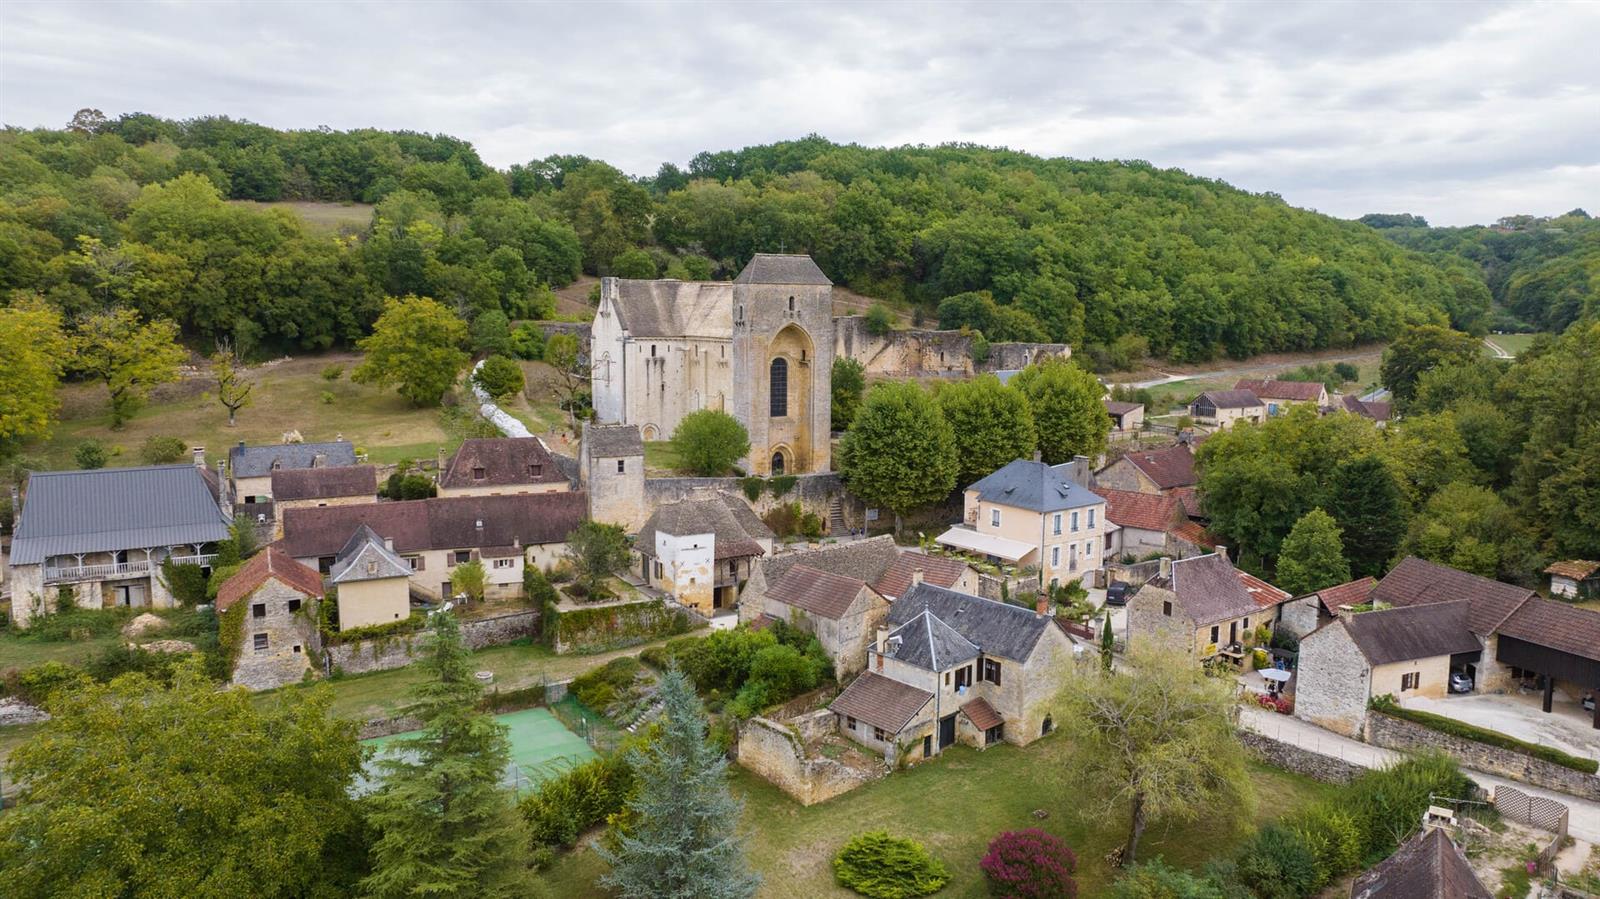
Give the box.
[1071,455,1092,487]
[911,567,924,587]
[1158,556,1172,580]
[192,446,206,469]
[1033,450,1043,464]
[1214,545,1229,564]
[875,625,888,653]
[312,453,327,469]
[1036,593,1049,618]
[215,461,231,512]
[1336,604,1357,621]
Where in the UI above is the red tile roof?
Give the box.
[830,671,933,733]
[1309,576,1377,612]
[280,492,587,558]
[1546,560,1600,581]
[1498,597,1600,664]
[1169,520,1217,549]
[1236,568,1291,609]
[1371,557,1535,636]
[1094,488,1182,532]
[767,564,876,620]
[873,552,969,600]
[1122,444,1197,490]
[439,437,565,489]
[1341,394,1392,422]
[1235,379,1326,402]
[960,697,1004,730]
[215,545,325,612]
[1103,400,1142,415]
[1169,486,1203,518]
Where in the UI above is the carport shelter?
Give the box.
[1496,597,1600,725]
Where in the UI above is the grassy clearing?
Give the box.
[0,629,124,669]
[1485,332,1547,357]
[643,441,684,474]
[23,353,457,471]
[227,200,373,236]
[542,742,1338,898]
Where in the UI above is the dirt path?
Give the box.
[1484,337,1514,359]
[1122,348,1384,390]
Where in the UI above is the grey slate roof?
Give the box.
[1340,601,1482,666]
[1143,552,1272,627]
[889,583,1057,663]
[229,441,356,478]
[329,524,413,584]
[759,534,901,588]
[830,671,933,734]
[12,465,232,564]
[585,424,643,458]
[968,458,1103,514]
[734,254,832,286]
[1194,389,1262,409]
[608,280,732,339]
[884,609,980,671]
[1350,826,1489,898]
[637,494,774,561]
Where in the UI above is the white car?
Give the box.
[1448,672,1474,694]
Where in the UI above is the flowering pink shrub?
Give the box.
[978,829,1077,899]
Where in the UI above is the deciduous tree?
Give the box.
[1380,324,1481,408]
[830,356,866,430]
[212,343,253,427]
[670,409,750,476]
[1013,358,1109,464]
[449,559,487,602]
[543,332,588,429]
[472,355,525,400]
[838,381,958,537]
[564,521,631,598]
[72,308,185,427]
[1274,509,1352,596]
[1323,456,1407,579]
[0,298,67,452]
[352,295,469,406]
[936,374,1038,487]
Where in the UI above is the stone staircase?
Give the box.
[828,497,848,536]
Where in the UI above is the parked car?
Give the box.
[1449,671,1474,694]
[1105,582,1130,607]
[1584,693,1594,713]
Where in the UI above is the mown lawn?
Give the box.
[226,200,374,236]
[1485,332,1548,357]
[0,629,123,668]
[643,441,684,474]
[542,740,1339,898]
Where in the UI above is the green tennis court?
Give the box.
[363,707,597,793]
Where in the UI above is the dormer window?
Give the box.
[472,466,486,480]
[528,464,542,478]
[367,560,377,575]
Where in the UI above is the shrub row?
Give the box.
[569,657,644,710]
[1370,694,1599,773]
[639,620,833,719]
[518,750,635,853]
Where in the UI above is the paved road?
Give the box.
[1239,706,1600,843]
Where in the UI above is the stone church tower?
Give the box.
[730,255,833,476]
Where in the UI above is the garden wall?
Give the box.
[736,712,883,806]
[1239,730,1361,784]
[325,609,540,676]
[1367,712,1600,800]
[975,571,1040,603]
[644,473,848,523]
[547,598,688,654]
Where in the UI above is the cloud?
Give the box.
[1,0,1595,225]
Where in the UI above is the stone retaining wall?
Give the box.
[326,609,540,676]
[644,472,849,525]
[1367,712,1600,801]
[736,712,883,806]
[1239,730,1361,784]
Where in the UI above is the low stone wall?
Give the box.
[1239,730,1361,784]
[975,572,1040,603]
[736,713,883,806]
[980,342,1072,372]
[548,597,687,654]
[326,609,539,676]
[644,472,848,523]
[1367,712,1600,801]
[358,714,423,740]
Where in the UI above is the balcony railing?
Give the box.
[45,553,217,583]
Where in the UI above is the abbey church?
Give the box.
[590,254,834,477]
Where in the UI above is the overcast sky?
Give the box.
[3,1,1596,226]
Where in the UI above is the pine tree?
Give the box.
[598,669,759,899]
[1275,508,1353,597]
[1324,456,1406,578]
[360,613,533,898]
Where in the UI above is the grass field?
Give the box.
[228,200,373,236]
[1140,354,1384,413]
[1485,332,1548,357]
[643,440,684,474]
[365,706,596,792]
[542,743,1337,898]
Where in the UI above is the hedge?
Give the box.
[1370,695,1599,773]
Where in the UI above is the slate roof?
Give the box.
[1341,394,1393,422]
[830,671,933,734]
[1547,560,1600,581]
[1103,399,1143,416]
[873,552,970,600]
[228,441,356,478]
[1234,378,1325,402]
[637,494,773,561]
[1117,444,1197,490]
[1194,389,1263,410]
[1349,827,1489,899]
[759,534,902,588]
[279,492,587,558]
[1370,557,1535,636]
[883,609,981,671]
[1339,601,1482,666]
[1498,597,1600,664]
[329,524,413,584]
[215,545,325,612]
[960,697,1004,730]
[733,253,832,286]
[271,465,378,502]
[1308,576,1377,613]
[890,583,1057,663]
[968,459,1103,514]
[1145,552,1287,627]
[1094,488,1182,532]
[12,465,232,565]
[584,423,643,458]
[440,438,565,490]
[766,564,875,620]
[607,279,732,339]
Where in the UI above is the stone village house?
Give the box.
[1275,575,1377,641]
[1095,442,1197,497]
[228,439,357,504]
[580,423,647,533]
[1233,378,1328,415]
[635,493,775,616]
[829,583,1079,764]
[1126,552,1290,663]
[437,437,571,498]
[1188,389,1266,430]
[325,524,413,629]
[267,465,378,539]
[215,545,325,690]
[935,456,1107,590]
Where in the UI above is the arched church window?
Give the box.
[770,358,788,417]
[771,451,785,476]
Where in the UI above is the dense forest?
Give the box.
[2,112,1499,364]
[1361,209,1599,334]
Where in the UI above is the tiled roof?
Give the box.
[584,423,643,458]
[830,671,933,733]
[960,697,1004,731]
[1195,389,1263,409]
[228,441,356,478]
[1103,400,1143,415]
[1093,488,1182,532]
[440,438,564,490]
[1341,394,1392,421]
[328,524,412,584]
[1237,569,1291,609]
[637,494,773,561]
[759,534,901,588]
[1234,379,1325,402]
[1170,520,1218,548]
[607,279,732,339]
[271,465,378,501]
[1143,552,1285,626]
[767,564,875,620]
[733,253,832,286]
[1498,597,1600,664]
[1339,601,1482,666]
[873,552,970,600]
[883,609,981,671]
[1169,485,1203,517]
[1547,560,1600,581]
[1308,576,1376,612]
[1371,557,1535,636]
[1349,826,1489,898]
[968,458,1102,514]
[280,492,587,558]
[891,583,1057,663]
[1118,444,1197,490]
[12,465,231,565]
[215,545,325,612]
